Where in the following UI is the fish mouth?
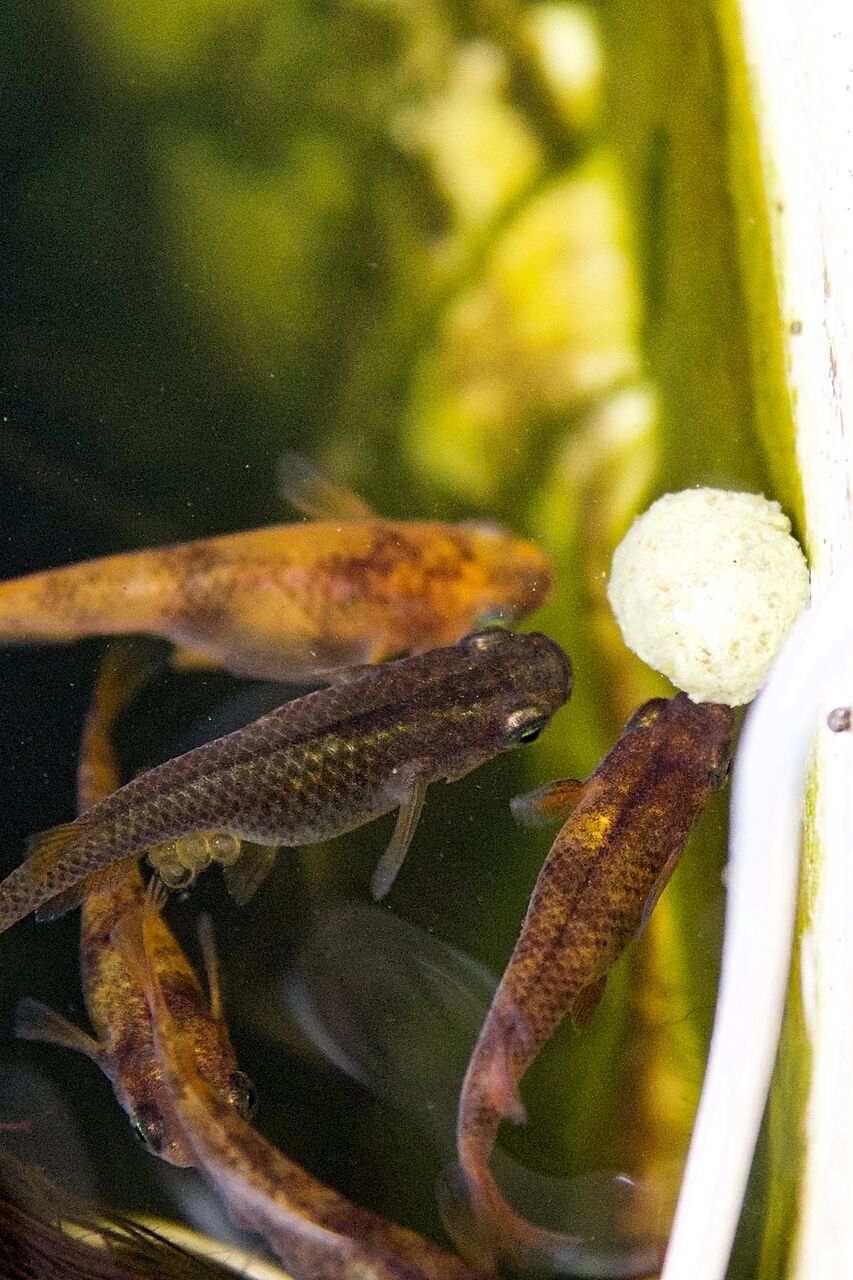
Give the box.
[525,631,574,707]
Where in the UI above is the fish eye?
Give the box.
[228,1071,258,1120]
[473,605,508,629]
[501,707,548,748]
[462,626,508,655]
[709,753,732,791]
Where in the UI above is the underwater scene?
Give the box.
[0,1,805,1277]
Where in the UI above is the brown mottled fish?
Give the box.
[117,882,489,1280]
[0,459,554,680]
[0,628,572,934]
[15,641,257,1166]
[452,693,734,1275]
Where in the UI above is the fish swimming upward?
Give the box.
[453,694,734,1276]
[0,628,572,934]
[113,882,490,1280]
[16,640,257,1166]
[0,462,554,680]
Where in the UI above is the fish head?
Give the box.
[460,523,556,627]
[447,629,572,765]
[691,699,736,790]
[127,1099,195,1168]
[624,693,735,791]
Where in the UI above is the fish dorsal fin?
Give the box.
[510,778,586,829]
[15,998,101,1062]
[35,861,133,922]
[223,842,279,906]
[277,453,375,522]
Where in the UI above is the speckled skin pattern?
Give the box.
[142,914,491,1280]
[456,694,734,1264]
[0,629,572,933]
[77,643,253,1166]
[0,520,554,679]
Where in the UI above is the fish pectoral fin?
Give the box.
[636,845,683,938]
[14,998,101,1061]
[277,453,375,522]
[196,914,223,1019]
[570,975,607,1030]
[169,645,220,672]
[510,779,586,829]
[223,842,279,906]
[370,775,429,901]
[35,861,134,922]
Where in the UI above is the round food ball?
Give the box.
[607,488,810,705]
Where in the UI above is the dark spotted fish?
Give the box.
[116,884,490,1280]
[0,628,572,933]
[452,694,734,1275]
[16,640,256,1165]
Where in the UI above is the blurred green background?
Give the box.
[0,0,800,1274]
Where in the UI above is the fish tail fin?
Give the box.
[78,638,165,810]
[436,1161,501,1272]
[14,998,101,1061]
[439,1158,664,1279]
[0,571,80,641]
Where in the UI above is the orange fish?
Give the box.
[452,694,734,1274]
[16,641,256,1166]
[115,881,489,1280]
[0,461,553,680]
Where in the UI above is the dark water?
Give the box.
[0,1,779,1274]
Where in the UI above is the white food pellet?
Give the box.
[607,488,810,705]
